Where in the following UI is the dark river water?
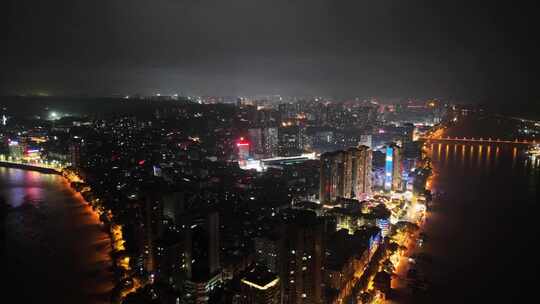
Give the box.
[1,168,113,304]
[418,140,539,303]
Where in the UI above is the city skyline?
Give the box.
[3,1,540,303]
[2,88,539,303]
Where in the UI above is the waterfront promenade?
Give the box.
[0,160,62,174]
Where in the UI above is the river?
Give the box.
[1,167,114,304]
[412,139,540,303]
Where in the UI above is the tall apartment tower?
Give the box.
[206,211,220,275]
[254,235,282,274]
[283,211,324,304]
[248,128,264,157]
[264,127,279,158]
[180,210,221,304]
[320,147,372,204]
[384,143,403,192]
[68,141,82,168]
[180,210,221,276]
[237,137,250,161]
[351,145,372,199]
[278,126,303,157]
[248,127,279,159]
[142,191,165,275]
[320,150,346,204]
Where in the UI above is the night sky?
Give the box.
[3,1,539,102]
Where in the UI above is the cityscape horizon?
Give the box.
[3,1,539,304]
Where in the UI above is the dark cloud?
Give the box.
[3,1,539,101]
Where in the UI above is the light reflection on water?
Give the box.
[428,142,539,173]
[1,167,114,304]
[417,141,539,303]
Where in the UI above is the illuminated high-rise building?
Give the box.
[264,127,279,157]
[320,150,346,205]
[142,191,164,275]
[320,146,372,205]
[278,125,303,157]
[69,142,82,168]
[402,123,415,144]
[248,128,264,157]
[248,127,278,159]
[8,139,24,160]
[283,211,324,304]
[180,211,222,304]
[237,137,250,160]
[278,102,298,123]
[384,143,403,191]
[351,145,372,199]
[254,235,281,274]
[240,266,281,304]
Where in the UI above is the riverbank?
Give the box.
[59,168,138,303]
[381,162,432,302]
[1,167,115,304]
[0,160,61,175]
[0,164,125,302]
[388,209,429,302]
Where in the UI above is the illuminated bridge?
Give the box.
[421,136,537,145]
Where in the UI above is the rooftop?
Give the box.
[241,266,279,290]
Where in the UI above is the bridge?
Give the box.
[420,136,537,145]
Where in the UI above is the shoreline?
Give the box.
[1,163,139,302]
[0,161,62,175]
[1,164,117,303]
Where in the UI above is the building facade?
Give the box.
[320,146,372,205]
[283,212,324,304]
[384,144,403,191]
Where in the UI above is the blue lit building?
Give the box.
[384,147,393,191]
[384,144,403,192]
